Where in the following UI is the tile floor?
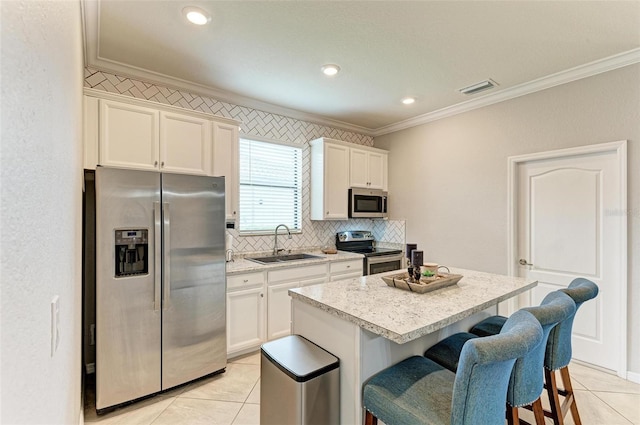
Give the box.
[84,353,639,425]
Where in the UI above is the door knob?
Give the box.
[519,259,533,266]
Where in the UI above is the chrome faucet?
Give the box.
[273,224,292,255]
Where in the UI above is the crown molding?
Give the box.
[83,1,373,136]
[371,48,640,136]
[83,1,639,139]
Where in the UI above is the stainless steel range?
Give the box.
[336,231,404,276]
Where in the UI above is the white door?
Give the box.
[513,142,626,373]
[99,99,159,170]
[349,148,369,188]
[159,111,211,176]
[227,286,265,355]
[367,152,386,189]
[324,143,349,219]
[267,281,300,340]
[212,122,239,221]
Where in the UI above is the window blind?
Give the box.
[239,138,302,233]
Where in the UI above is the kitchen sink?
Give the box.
[247,253,323,265]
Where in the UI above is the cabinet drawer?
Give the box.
[330,260,362,275]
[268,264,327,284]
[227,272,265,290]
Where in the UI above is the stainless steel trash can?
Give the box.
[260,335,340,425]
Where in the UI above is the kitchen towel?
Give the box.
[226,233,233,251]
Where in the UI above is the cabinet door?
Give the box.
[267,281,301,340]
[367,152,386,189]
[99,100,159,170]
[330,260,363,281]
[159,112,211,175]
[324,143,350,219]
[349,148,369,188]
[267,275,326,340]
[227,286,265,354]
[212,122,239,221]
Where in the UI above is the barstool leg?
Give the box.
[560,366,582,425]
[364,410,378,425]
[531,398,546,425]
[545,368,565,425]
[506,405,518,425]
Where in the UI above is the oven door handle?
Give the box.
[366,253,404,265]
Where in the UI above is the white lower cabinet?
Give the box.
[267,264,327,341]
[226,260,363,357]
[330,259,363,281]
[226,272,265,357]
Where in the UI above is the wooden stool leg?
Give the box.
[560,366,582,425]
[545,368,565,425]
[531,398,546,425]
[506,405,518,425]
[364,410,378,425]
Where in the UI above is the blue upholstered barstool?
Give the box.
[362,310,543,425]
[470,278,599,425]
[425,291,576,425]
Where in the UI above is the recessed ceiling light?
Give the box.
[401,97,416,105]
[183,6,211,25]
[321,64,341,76]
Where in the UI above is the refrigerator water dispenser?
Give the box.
[114,229,149,277]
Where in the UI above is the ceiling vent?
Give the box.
[458,79,498,96]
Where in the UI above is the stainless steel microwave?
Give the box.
[348,188,388,218]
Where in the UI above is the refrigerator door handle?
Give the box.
[153,201,162,311]
[163,202,171,309]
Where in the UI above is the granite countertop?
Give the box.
[288,268,537,344]
[226,249,364,275]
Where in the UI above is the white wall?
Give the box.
[1,1,84,423]
[375,64,640,376]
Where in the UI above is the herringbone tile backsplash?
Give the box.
[85,68,405,253]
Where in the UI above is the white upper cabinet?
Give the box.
[99,99,160,171]
[84,90,241,214]
[98,99,210,175]
[310,138,389,220]
[159,111,211,175]
[310,138,350,220]
[212,122,239,221]
[350,147,387,190]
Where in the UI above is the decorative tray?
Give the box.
[381,272,463,294]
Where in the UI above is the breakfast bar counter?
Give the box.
[289,268,536,424]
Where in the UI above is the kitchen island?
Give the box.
[289,268,537,425]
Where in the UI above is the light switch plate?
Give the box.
[51,295,60,357]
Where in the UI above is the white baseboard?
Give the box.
[86,362,95,374]
[79,379,84,425]
[627,370,640,384]
[227,346,260,360]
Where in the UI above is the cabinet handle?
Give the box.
[326,211,329,214]
[346,265,351,268]
[233,211,236,215]
[161,161,165,167]
[243,279,248,283]
[260,293,264,298]
[154,161,158,166]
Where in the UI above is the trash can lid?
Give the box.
[261,335,339,383]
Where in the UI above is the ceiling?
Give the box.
[83,1,640,135]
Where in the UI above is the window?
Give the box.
[239,137,302,233]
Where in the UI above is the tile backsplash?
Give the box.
[84,68,405,253]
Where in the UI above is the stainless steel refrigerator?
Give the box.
[93,167,226,411]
